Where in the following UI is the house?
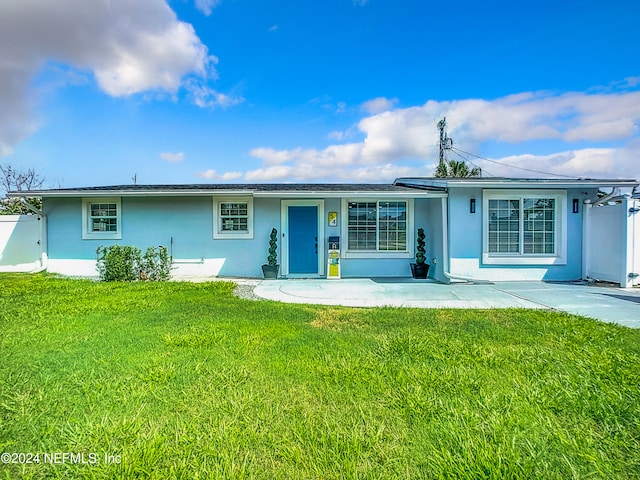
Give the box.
[394,177,639,287]
[7,177,639,286]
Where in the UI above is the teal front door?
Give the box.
[288,206,318,274]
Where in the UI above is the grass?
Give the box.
[1,273,639,479]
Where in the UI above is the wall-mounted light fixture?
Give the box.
[470,198,476,214]
[572,198,579,213]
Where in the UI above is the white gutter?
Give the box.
[253,191,446,198]
[396,177,639,190]
[8,189,257,198]
[13,189,447,199]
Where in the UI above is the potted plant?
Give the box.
[261,228,280,279]
[410,227,430,279]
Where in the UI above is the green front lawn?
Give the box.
[1,273,639,479]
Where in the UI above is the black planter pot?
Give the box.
[410,263,430,279]
[262,264,280,279]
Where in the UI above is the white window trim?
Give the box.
[82,197,122,240]
[213,197,254,239]
[482,189,567,265]
[341,198,414,259]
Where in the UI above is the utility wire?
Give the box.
[451,147,576,178]
[449,148,495,177]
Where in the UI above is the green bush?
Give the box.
[415,227,426,265]
[96,245,171,282]
[141,246,172,281]
[267,228,278,266]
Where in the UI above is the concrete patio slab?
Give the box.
[253,278,640,328]
[493,282,640,329]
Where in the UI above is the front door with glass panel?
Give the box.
[288,206,318,274]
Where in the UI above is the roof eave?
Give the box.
[252,190,447,198]
[9,188,447,199]
[395,177,639,189]
[7,189,257,198]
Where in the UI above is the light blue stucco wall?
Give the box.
[45,189,596,282]
[421,197,446,283]
[45,196,282,277]
[44,195,445,278]
[336,198,444,278]
[447,187,597,282]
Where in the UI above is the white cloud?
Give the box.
[0,0,219,155]
[0,70,41,156]
[196,169,243,180]
[328,131,345,141]
[194,0,223,16]
[442,90,640,145]
[474,146,640,181]
[361,97,398,114]
[243,163,424,183]
[160,152,185,163]
[220,86,640,182]
[188,84,244,109]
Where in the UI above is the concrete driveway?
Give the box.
[253,278,640,328]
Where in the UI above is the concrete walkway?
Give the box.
[253,278,640,328]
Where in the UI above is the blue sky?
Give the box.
[0,0,639,188]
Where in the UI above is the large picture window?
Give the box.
[483,190,566,265]
[213,197,253,239]
[347,201,408,252]
[82,197,122,240]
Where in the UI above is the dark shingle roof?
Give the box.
[9,183,425,197]
[42,183,409,192]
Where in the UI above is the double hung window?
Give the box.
[347,200,408,253]
[213,198,253,239]
[483,190,566,265]
[82,198,121,240]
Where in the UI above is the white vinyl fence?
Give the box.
[584,198,639,287]
[0,215,47,272]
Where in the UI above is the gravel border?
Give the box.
[233,283,262,301]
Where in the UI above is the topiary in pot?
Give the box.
[410,227,430,279]
[261,228,280,279]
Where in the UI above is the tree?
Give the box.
[434,159,482,178]
[0,163,45,214]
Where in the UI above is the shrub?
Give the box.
[96,245,141,282]
[96,245,172,282]
[415,228,426,265]
[267,228,278,266]
[140,246,172,281]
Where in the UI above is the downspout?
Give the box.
[440,196,451,282]
[593,187,620,206]
[626,196,639,286]
[581,199,591,281]
[18,197,43,216]
[18,197,48,273]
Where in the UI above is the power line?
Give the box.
[449,148,495,177]
[451,147,577,178]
